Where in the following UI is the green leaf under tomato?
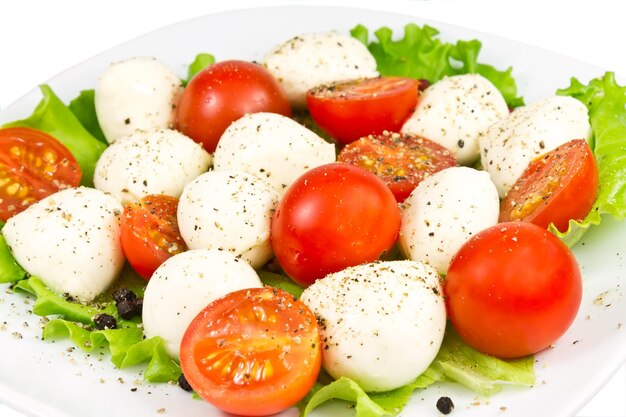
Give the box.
[553,72,626,245]
[184,53,216,85]
[350,23,523,108]
[2,85,107,187]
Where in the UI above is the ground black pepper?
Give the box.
[436,396,454,414]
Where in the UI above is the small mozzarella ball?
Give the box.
[93,128,211,204]
[399,167,499,274]
[2,187,124,302]
[177,171,279,268]
[142,249,262,358]
[95,57,183,143]
[301,260,446,392]
[213,112,336,194]
[401,74,509,165]
[479,95,591,197]
[263,32,378,107]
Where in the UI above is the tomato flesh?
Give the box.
[120,194,186,280]
[500,139,598,232]
[444,222,582,359]
[0,127,81,221]
[175,60,291,153]
[180,287,321,416]
[271,163,401,286]
[338,131,457,202]
[306,76,419,144]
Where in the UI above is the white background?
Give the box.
[0,0,624,416]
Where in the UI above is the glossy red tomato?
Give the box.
[175,60,291,152]
[180,287,321,416]
[271,163,401,286]
[0,127,82,221]
[306,76,419,144]
[338,131,457,202]
[499,139,598,232]
[120,194,186,280]
[444,222,582,359]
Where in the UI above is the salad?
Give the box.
[0,8,625,417]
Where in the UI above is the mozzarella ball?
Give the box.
[301,260,446,392]
[263,32,378,107]
[95,57,184,143]
[213,112,336,194]
[177,171,279,268]
[479,95,591,197]
[142,249,263,358]
[2,187,124,302]
[399,167,499,274]
[401,74,509,165]
[93,128,211,204]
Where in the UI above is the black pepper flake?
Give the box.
[436,396,454,414]
[457,139,465,148]
[178,373,193,392]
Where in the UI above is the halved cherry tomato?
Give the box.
[271,163,401,287]
[306,76,419,144]
[120,194,186,280]
[444,222,582,359]
[180,287,321,416]
[338,131,457,202]
[499,139,598,232]
[175,60,291,153]
[0,127,82,221]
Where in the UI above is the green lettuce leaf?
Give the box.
[300,325,534,417]
[552,72,626,244]
[69,89,107,143]
[2,85,107,186]
[185,53,215,85]
[0,221,26,283]
[258,269,304,299]
[350,24,523,108]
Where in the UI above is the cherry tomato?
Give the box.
[271,163,401,286]
[180,287,321,416]
[0,127,82,221]
[337,131,457,202]
[175,60,291,153]
[120,194,186,280]
[306,76,419,144]
[499,139,598,232]
[444,222,582,359]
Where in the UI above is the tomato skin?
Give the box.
[0,127,82,221]
[271,163,401,286]
[119,194,186,280]
[499,139,598,232]
[180,287,321,416]
[175,60,291,153]
[337,132,457,202]
[444,222,582,359]
[306,76,419,144]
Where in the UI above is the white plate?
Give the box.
[0,5,625,417]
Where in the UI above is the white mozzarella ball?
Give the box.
[401,74,509,165]
[301,260,446,392]
[479,95,591,197]
[2,187,124,302]
[142,249,263,358]
[399,167,499,274]
[177,170,279,268]
[95,57,183,143]
[213,112,336,194]
[263,32,378,107]
[93,128,211,204]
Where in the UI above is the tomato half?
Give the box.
[120,194,186,280]
[0,127,81,221]
[271,163,401,287]
[306,76,419,144]
[175,60,291,153]
[444,222,582,359]
[499,139,598,232]
[180,287,321,416]
[338,132,457,202]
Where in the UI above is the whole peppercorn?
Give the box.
[436,396,454,415]
[93,314,117,330]
[178,373,193,392]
